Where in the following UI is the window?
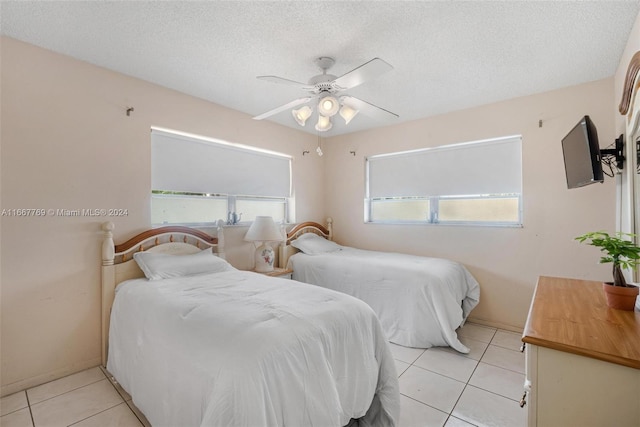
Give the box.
[151,191,227,225]
[365,135,522,226]
[370,197,430,222]
[235,196,288,223]
[151,128,291,225]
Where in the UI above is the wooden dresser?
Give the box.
[522,276,640,427]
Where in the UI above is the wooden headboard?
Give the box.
[278,218,333,269]
[100,221,225,366]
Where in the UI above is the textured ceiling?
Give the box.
[2,1,639,136]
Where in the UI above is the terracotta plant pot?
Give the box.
[602,282,639,311]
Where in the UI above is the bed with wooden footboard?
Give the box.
[101,221,399,426]
[279,219,480,353]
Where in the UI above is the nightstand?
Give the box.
[254,268,293,279]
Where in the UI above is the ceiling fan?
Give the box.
[252,57,398,132]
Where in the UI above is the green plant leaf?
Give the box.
[575,231,640,286]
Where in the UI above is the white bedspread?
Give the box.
[107,270,399,427]
[288,248,480,352]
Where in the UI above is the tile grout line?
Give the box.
[480,344,527,376]
[442,327,496,426]
[398,392,450,417]
[444,334,492,426]
[24,390,36,427]
[448,328,527,425]
[404,361,471,386]
[101,368,148,427]
[463,383,523,404]
[476,359,525,376]
[27,377,108,408]
[400,328,493,427]
[0,398,29,419]
[26,367,107,408]
[443,414,480,427]
[66,401,125,427]
[397,324,508,426]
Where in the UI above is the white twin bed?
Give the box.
[280,220,480,353]
[101,222,399,427]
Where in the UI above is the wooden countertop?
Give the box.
[522,276,640,369]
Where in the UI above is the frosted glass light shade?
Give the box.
[292,106,312,126]
[318,95,339,117]
[339,104,359,124]
[315,115,332,132]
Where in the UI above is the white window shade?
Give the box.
[367,136,522,198]
[151,129,291,197]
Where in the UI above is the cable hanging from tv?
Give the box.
[600,134,625,178]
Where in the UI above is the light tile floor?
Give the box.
[0,366,148,427]
[393,323,528,427]
[1,323,526,427]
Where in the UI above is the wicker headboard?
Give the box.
[278,218,333,269]
[101,221,225,366]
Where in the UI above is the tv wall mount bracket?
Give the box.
[600,134,625,171]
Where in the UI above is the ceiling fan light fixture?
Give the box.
[292,105,312,126]
[255,58,397,129]
[318,94,339,117]
[315,115,332,132]
[339,104,359,124]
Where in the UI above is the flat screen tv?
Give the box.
[561,115,604,189]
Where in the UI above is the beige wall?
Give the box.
[0,37,325,396]
[323,78,617,331]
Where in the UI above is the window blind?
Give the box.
[367,136,522,198]
[151,129,291,197]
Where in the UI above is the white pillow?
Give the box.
[133,249,234,280]
[290,233,342,255]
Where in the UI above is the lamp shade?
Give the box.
[339,104,359,124]
[244,216,283,242]
[292,106,312,126]
[315,115,332,132]
[318,94,339,117]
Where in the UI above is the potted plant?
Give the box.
[576,231,640,310]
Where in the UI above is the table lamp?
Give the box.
[244,216,283,272]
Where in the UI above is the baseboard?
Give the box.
[467,316,524,334]
[1,356,101,397]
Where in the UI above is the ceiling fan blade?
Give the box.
[252,97,313,120]
[257,75,313,90]
[333,58,393,90]
[341,96,399,121]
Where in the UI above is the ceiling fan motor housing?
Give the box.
[308,74,339,93]
[308,56,339,94]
